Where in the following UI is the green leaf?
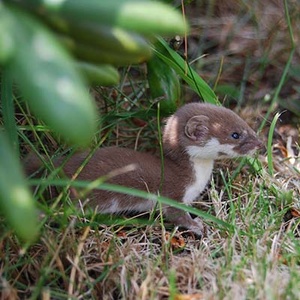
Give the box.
[6,6,97,147]
[11,0,189,36]
[0,132,39,243]
[153,37,219,104]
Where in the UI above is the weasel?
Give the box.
[25,103,262,235]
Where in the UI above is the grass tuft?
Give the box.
[1,0,300,299]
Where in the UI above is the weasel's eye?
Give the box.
[231,132,240,139]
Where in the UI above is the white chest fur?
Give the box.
[182,158,214,204]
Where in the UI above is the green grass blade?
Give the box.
[267,112,281,176]
[29,178,234,232]
[153,37,219,104]
[259,0,295,131]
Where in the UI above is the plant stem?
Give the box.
[1,69,19,155]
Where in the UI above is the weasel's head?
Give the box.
[163,103,262,160]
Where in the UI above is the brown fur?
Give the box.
[58,148,193,212]
[163,103,262,160]
[25,103,262,235]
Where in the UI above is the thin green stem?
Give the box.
[29,178,237,233]
[157,102,165,194]
[267,112,281,176]
[259,0,295,131]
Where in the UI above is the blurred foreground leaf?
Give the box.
[0,132,38,243]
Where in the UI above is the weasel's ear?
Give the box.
[185,115,209,141]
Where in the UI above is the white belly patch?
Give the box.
[182,158,214,204]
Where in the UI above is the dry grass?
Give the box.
[1,0,300,299]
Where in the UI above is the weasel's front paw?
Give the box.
[187,217,207,237]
